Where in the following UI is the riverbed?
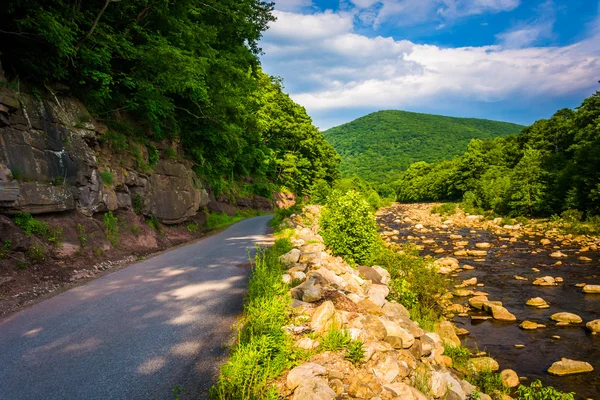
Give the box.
[378,204,600,399]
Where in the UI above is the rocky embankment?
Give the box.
[273,206,516,400]
[378,203,600,399]
[0,66,290,315]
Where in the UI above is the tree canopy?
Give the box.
[0,0,339,194]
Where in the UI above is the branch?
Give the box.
[75,0,116,50]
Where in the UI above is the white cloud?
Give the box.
[261,8,600,128]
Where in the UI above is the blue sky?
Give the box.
[259,0,600,129]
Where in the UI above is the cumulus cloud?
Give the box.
[261,7,600,128]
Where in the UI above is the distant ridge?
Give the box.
[322,110,524,183]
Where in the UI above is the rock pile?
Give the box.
[277,206,503,400]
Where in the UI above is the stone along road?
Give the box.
[0,216,273,400]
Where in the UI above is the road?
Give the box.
[0,215,273,400]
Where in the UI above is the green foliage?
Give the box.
[26,243,45,264]
[146,216,161,232]
[76,223,87,248]
[103,211,119,247]
[186,223,199,233]
[13,212,62,246]
[431,202,457,217]
[323,110,522,184]
[321,327,352,351]
[164,147,177,159]
[133,194,143,214]
[516,380,575,400]
[320,190,379,265]
[205,212,245,230]
[469,371,506,397]
[0,2,339,195]
[269,203,303,230]
[374,245,446,313]
[0,240,11,259]
[389,92,600,219]
[17,261,28,270]
[272,238,293,256]
[560,209,583,223]
[345,340,365,366]
[100,170,113,186]
[443,344,471,368]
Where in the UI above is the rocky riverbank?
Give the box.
[271,205,523,400]
[378,203,600,399]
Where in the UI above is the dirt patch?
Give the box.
[0,209,213,317]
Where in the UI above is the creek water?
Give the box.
[378,213,600,399]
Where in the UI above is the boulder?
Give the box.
[435,321,461,347]
[550,312,582,324]
[547,358,594,376]
[550,251,568,258]
[500,369,519,388]
[310,301,335,333]
[381,319,415,348]
[292,377,336,400]
[468,296,489,310]
[383,382,416,399]
[468,357,499,373]
[582,284,600,294]
[429,371,465,399]
[482,303,516,321]
[372,265,391,285]
[360,315,388,342]
[357,265,382,283]
[519,321,545,330]
[382,302,410,320]
[287,363,327,390]
[280,249,301,266]
[372,355,402,384]
[586,320,600,334]
[533,276,556,286]
[367,284,389,307]
[526,297,549,308]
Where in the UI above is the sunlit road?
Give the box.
[0,216,273,400]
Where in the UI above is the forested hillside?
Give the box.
[0,0,338,195]
[322,110,522,183]
[394,92,600,217]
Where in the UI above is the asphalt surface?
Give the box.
[0,215,273,400]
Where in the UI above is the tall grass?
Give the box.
[205,210,264,231]
[211,239,303,399]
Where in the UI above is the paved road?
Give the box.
[0,216,273,400]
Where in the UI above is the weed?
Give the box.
[146,216,161,231]
[130,224,141,235]
[133,193,143,214]
[187,223,199,233]
[269,203,303,230]
[100,131,129,152]
[27,243,45,264]
[100,170,113,186]
[76,224,87,248]
[93,247,103,256]
[103,211,119,247]
[443,344,471,369]
[13,212,62,246]
[172,385,183,400]
[147,144,159,166]
[205,212,245,230]
[516,380,575,400]
[321,327,351,351]
[0,240,11,259]
[31,88,41,101]
[164,147,177,159]
[345,340,365,366]
[10,167,22,181]
[17,261,28,270]
[469,371,506,397]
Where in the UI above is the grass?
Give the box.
[211,238,307,399]
[320,327,351,351]
[100,170,113,186]
[13,212,62,246]
[103,211,119,247]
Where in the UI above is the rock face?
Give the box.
[547,358,594,376]
[0,86,266,223]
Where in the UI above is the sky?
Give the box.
[259,0,600,130]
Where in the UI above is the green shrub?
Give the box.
[76,223,87,248]
[516,380,575,400]
[100,131,129,152]
[469,371,506,396]
[443,344,471,369]
[147,144,159,166]
[26,243,45,264]
[17,261,28,270]
[100,170,113,186]
[103,211,119,247]
[561,209,583,223]
[13,212,62,246]
[321,327,351,351]
[133,193,143,214]
[272,238,292,256]
[164,147,177,159]
[431,202,457,217]
[320,190,379,265]
[130,224,141,235]
[366,190,381,210]
[146,216,161,231]
[186,223,199,233]
[308,179,332,204]
[0,240,11,259]
[206,212,245,230]
[345,340,365,366]
[270,203,302,229]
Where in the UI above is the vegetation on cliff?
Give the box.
[393,92,600,218]
[322,110,522,184]
[0,0,338,193]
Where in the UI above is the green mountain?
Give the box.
[322,110,524,183]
